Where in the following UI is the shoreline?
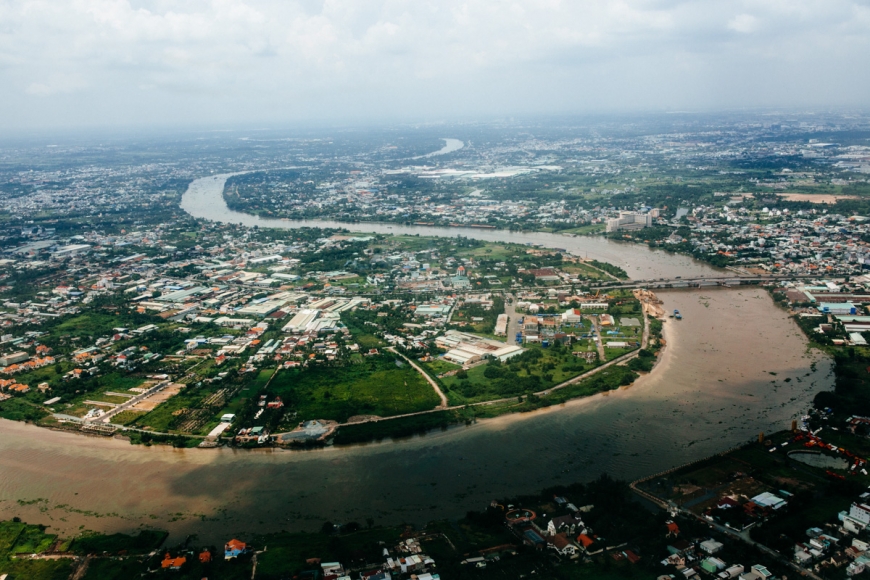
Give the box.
[0,287,829,542]
[181,172,724,281]
[1,310,674,453]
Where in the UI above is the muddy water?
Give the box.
[180,172,719,280]
[0,287,830,543]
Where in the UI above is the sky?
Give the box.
[1,0,869,131]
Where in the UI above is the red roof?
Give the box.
[161,555,187,569]
[226,538,246,551]
[577,534,594,548]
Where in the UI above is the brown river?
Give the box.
[0,173,832,543]
[0,288,829,543]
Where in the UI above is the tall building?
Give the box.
[606,211,653,233]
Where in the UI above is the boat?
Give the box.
[674,309,682,320]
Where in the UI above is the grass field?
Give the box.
[255,527,400,576]
[0,397,49,422]
[0,521,71,580]
[563,223,606,236]
[131,386,199,432]
[433,345,596,405]
[268,355,440,422]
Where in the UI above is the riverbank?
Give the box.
[181,172,723,281]
[0,286,830,543]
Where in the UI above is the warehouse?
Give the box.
[283,309,319,333]
[436,330,524,366]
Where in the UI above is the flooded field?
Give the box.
[0,287,831,543]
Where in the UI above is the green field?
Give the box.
[255,527,400,576]
[267,355,440,422]
[432,344,597,405]
[0,520,72,580]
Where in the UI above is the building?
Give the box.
[606,211,653,233]
[819,302,857,315]
[494,313,508,336]
[699,539,723,554]
[850,502,870,525]
[415,304,451,318]
[283,309,319,333]
[224,539,247,559]
[0,352,29,366]
[161,555,187,570]
[435,330,524,366]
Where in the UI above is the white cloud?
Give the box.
[0,0,868,129]
[25,75,87,97]
[728,13,758,34]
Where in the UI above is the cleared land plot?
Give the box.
[779,193,858,204]
[127,383,183,412]
[267,355,440,423]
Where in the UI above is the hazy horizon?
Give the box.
[1,1,869,131]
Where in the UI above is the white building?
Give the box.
[850,502,870,525]
[606,212,653,233]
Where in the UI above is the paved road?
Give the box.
[95,380,171,424]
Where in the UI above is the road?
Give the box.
[630,469,824,580]
[71,379,172,424]
[328,345,646,430]
[504,293,522,345]
[589,316,606,361]
[388,347,449,408]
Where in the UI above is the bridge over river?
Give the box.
[598,273,827,290]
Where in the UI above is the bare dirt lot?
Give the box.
[129,383,184,412]
[779,193,857,204]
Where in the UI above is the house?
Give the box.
[161,554,187,570]
[321,562,344,576]
[750,492,787,511]
[717,496,741,509]
[830,553,851,568]
[547,514,583,536]
[700,557,726,573]
[547,533,577,556]
[739,564,773,580]
[666,521,681,537]
[848,561,866,576]
[699,539,723,554]
[199,550,212,563]
[667,539,693,555]
[577,534,595,550]
[225,538,247,559]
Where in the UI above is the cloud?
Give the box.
[0,0,869,129]
[728,13,758,34]
[25,75,87,97]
